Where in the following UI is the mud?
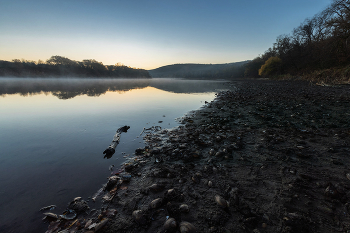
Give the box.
[45,79,350,233]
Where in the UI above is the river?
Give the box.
[0,77,233,233]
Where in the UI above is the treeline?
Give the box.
[149,61,248,79]
[0,56,151,78]
[244,0,350,80]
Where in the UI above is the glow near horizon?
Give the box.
[0,0,331,69]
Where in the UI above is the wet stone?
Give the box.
[67,198,90,214]
[124,164,135,172]
[105,176,119,191]
[135,148,144,155]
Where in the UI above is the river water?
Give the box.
[0,78,232,233]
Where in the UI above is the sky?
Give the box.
[0,0,331,69]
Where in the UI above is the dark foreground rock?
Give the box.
[44,79,350,233]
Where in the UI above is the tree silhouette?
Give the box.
[0,56,150,78]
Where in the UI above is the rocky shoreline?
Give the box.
[45,79,350,233]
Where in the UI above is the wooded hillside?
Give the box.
[0,56,150,78]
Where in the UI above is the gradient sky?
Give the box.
[0,0,331,69]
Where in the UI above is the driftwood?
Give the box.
[103,126,130,159]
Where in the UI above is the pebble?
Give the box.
[94,219,109,232]
[215,195,229,208]
[40,205,56,211]
[179,221,197,233]
[105,176,119,191]
[192,176,199,183]
[73,197,82,202]
[325,184,338,198]
[208,180,213,187]
[208,149,215,156]
[179,178,186,184]
[149,183,164,192]
[215,151,224,157]
[132,210,148,225]
[179,204,190,213]
[346,173,350,180]
[150,198,163,209]
[42,212,59,221]
[165,189,178,201]
[164,218,177,230]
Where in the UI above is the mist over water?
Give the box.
[0,77,230,98]
[0,78,233,233]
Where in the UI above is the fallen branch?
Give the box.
[103,126,130,159]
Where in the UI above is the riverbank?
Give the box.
[45,79,350,233]
[272,65,350,85]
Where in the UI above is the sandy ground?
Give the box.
[45,79,350,233]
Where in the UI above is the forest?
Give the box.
[0,56,151,78]
[244,0,350,83]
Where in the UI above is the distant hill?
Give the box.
[148,61,249,79]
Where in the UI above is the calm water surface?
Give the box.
[0,78,233,233]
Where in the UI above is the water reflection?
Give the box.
[0,78,229,99]
[0,78,232,233]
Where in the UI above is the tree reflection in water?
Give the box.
[0,78,232,99]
